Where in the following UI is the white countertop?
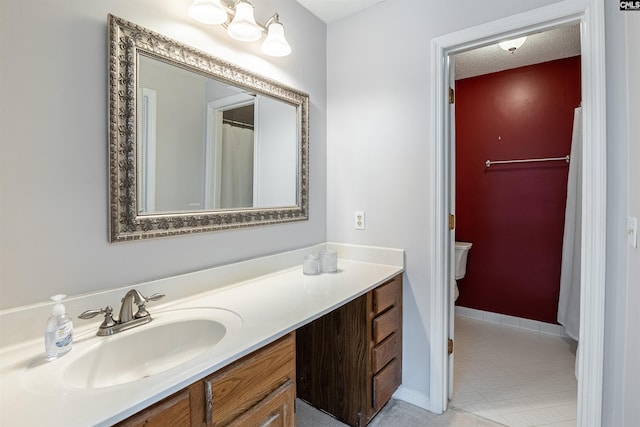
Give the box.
[0,244,403,426]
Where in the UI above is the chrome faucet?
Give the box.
[79,289,165,336]
[120,289,151,323]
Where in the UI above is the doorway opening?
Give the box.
[448,25,582,424]
[429,2,607,425]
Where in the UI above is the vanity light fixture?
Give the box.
[188,0,292,57]
[261,14,292,57]
[227,0,262,41]
[188,0,228,25]
[498,36,527,53]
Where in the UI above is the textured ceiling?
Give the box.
[454,25,581,80]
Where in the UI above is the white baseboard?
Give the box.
[455,306,571,338]
[392,385,430,411]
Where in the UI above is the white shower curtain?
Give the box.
[558,107,582,342]
[220,123,254,209]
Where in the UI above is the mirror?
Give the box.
[108,15,309,242]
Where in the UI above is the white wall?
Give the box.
[254,95,298,207]
[622,11,640,427]
[601,4,640,426]
[0,0,327,309]
[326,0,563,404]
[139,57,207,211]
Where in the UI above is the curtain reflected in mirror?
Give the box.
[220,116,254,209]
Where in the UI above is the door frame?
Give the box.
[429,1,606,425]
[138,87,157,213]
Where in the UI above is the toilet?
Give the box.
[454,241,473,301]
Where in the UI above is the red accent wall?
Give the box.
[455,56,581,324]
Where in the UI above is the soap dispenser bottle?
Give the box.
[44,294,73,361]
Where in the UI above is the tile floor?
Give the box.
[297,398,503,426]
[451,315,578,426]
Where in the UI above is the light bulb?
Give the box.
[227,1,262,42]
[188,0,228,25]
[261,20,291,57]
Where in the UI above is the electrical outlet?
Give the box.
[355,211,365,230]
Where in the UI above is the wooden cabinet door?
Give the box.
[191,332,296,427]
[296,293,369,427]
[227,380,295,427]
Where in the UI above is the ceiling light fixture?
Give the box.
[188,0,291,57]
[499,36,527,53]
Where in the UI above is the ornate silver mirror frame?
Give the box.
[108,15,309,242]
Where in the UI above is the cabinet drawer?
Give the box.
[372,358,401,410]
[372,306,399,344]
[373,276,401,315]
[371,332,399,374]
[116,388,191,427]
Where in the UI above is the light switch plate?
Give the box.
[629,216,638,249]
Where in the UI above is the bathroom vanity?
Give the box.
[0,244,404,426]
[116,274,402,427]
[117,332,296,427]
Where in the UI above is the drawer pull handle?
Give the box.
[205,380,213,425]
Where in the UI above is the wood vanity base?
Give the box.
[296,274,403,426]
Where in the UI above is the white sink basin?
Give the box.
[62,307,242,389]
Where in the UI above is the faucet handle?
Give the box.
[146,293,165,302]
[79,306,117,332]
[79,306,109,319]
[134,293,165,319]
